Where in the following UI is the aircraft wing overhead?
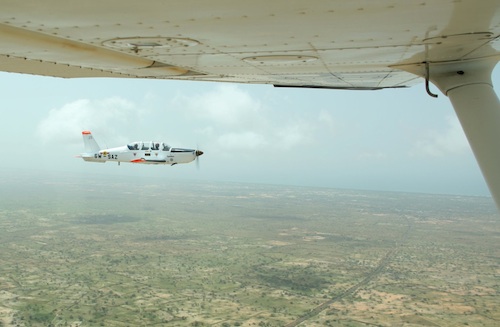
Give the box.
[0,0,498,89]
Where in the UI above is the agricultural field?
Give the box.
[0,173,498,326]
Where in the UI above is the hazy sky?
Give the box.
[1,67,499,196]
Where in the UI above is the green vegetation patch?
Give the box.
[0,176,498,326]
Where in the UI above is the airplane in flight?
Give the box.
[80,130,203,166]
[0,1,499,206]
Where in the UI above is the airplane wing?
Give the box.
[0,1,497,89]
[130,159,167,164]
[2,1,500,207]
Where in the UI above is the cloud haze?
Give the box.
[410,115,470,157]
[36,97,142,146]
[2,69,495,196]
[174,85,317,155]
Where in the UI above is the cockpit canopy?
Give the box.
[127,141,170,151]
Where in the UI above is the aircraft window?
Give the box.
[127,143,140,150]
[162,144,171,151]
[142,144,149,150]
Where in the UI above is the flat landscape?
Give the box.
[0,173,498,326]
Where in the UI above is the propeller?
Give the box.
[195,149,203,170]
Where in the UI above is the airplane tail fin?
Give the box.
[82,130,101,153]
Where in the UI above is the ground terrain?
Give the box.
[0,174,498,326]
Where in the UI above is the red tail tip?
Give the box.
[82,130,91,135]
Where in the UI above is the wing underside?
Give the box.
[0,0,498,89]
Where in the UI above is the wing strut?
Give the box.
[429,59,500,208]
[399,58,500,207]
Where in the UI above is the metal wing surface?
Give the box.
[0,0,498,89]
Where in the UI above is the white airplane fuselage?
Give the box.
[81,132,202,166]
[82,146,198,165]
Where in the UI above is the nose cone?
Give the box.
[195,150,204,157]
